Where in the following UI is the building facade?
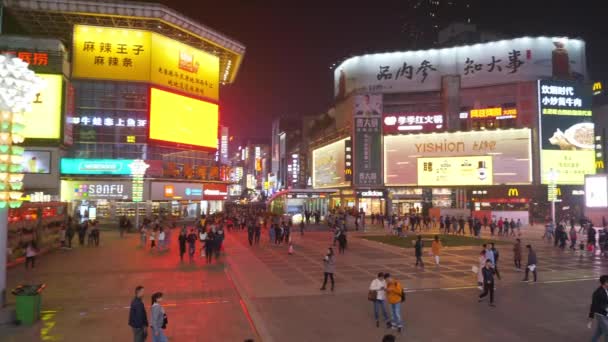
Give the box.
[310,36,593,223]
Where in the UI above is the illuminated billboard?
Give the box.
[538,80,595,185]
[417,156,493,186]
[60,158,136,175]
[148,87,218,150]
[312,138,349,189]
[385,128,531,186]
[22,150,51,174]
[72,25,219,100]
[335,37,586,97]
[24,74,63,140]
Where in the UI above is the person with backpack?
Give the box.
[150,292,168,342]
[385,273,405,333]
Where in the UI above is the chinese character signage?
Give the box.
[335,37,586,98]
[538,80,595,185]
[383,113,444,134]
[344,139,353,182]
[417,156,493,186]
[70,116,147,127]
[312,138,349,189]
[0,48,64,74]
[353,94,383,186]
[72,25,219,100]
[470,107,517,120]
[385,128,531,186]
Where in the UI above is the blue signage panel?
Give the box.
[60,158,136,175]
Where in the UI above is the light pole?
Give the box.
[0,56,43,307]
[547,168,559,227]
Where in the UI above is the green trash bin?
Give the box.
[12,284,46,325]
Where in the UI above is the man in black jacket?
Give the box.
[478,259,496,307]
[589,275,608,341]
[129,286,148,342]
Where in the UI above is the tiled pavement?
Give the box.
[0,223,606,341]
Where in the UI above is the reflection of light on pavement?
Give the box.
[40,310,61,341]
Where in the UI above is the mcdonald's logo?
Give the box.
[507,188,519,197]
[597,161,605,169]
[345,169,352,175]
[556,187,562,196]
[593,82,603,92]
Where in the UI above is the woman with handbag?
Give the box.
[320,248,335,291]
[369,272,390,328]
[151,292,168,342]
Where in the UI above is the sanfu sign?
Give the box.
[334,37,586,97]
[60,180,132,201]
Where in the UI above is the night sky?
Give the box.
[158,0,606,139]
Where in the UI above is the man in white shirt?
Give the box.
[369,272,390,328]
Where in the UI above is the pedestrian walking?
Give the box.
[523,244,538,282]
[205,231,215,264]
[476,250,486,289]
[128,286,148,342]
[66,222,75,248]
[186,229,197,263]
[385,273,405,332]
[178,229,187,262]
[478,260,496,307]
[588,275,608,341]
[490,242,501,280]
[24,241,38,269]
[59,224,66,248]
[513,239,522,270]
[320,247,335,291]
[254,224,261,245]
[140,225,147,248]
[151,292,168,342]
[150,228,156,250]
[431,235,442,266]
[338,231,347,254]
[369,272,390,328]
[157,228,166,252]
[247,222,254,246]
[414,235,424,267]
[569,226,578,250]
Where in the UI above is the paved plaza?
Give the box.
[1,224,605,341]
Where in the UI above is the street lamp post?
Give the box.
[0,56,42,307]
[547,168,559,227]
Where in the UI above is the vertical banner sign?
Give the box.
[344,138,353,182]
[538,80,594,184]
[129,160,149,202]
[353,94,383,186]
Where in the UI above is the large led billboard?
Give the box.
[148,87,218,150]
[72,25,219,100]
[538,80,595,185]
[24,74,62,140]
[60,158,136,175]
[384,128,531,186]
[312,138,349,189]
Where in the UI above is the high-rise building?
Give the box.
[401,0,477,48]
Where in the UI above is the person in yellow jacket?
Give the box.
[385,273,404,332]
[431,235,442,265]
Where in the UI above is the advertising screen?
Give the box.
[149,87,218,150]
[385,128,531,186]
[417,156,493,186]
[72,25,219,100]
[60,158,135,175]
[22,150,51,174]
[334,37,586,98]
[585,175,608,208]
[150,182,203,200]
[538,80,595,184]
[24,74,63,140]
[312,138,349,189]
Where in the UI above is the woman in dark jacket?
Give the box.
[178,228,187,262]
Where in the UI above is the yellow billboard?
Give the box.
[25,74,63,139]
[541,150,595,185]
[150,34,219,101]
[72,25,152,82]
[72,25,219,100]
[417,156,493,186]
